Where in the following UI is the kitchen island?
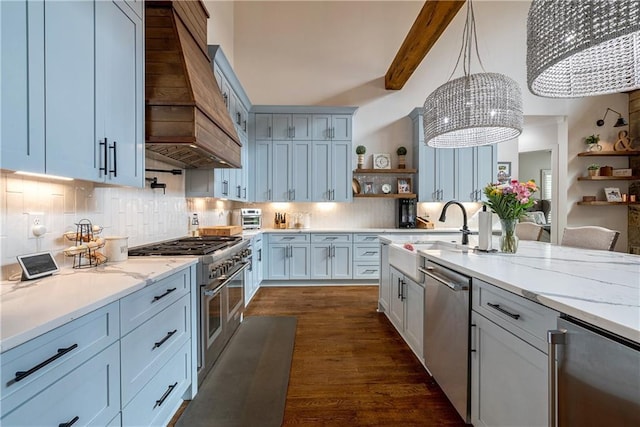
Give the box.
[379,234,639,426]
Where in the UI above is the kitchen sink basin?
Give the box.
[389,241,468,283]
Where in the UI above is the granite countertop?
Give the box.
[0,257,198,353]
[395,236,640,344]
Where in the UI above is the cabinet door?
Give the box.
[95,0,144,187]
[289,244,310,279]
[1,0,45,173]
[419,144,438,202]
[255,114,272,140]
[379,243,391,311]
[331,115,352,141]
[471,312,548,427]
[388,267,405,331]
[239,133,249,201]
[457,147,476,202]
[310,244,332,279]
[312,114,331,140]
[404,278,424,359]
[45,0,96,181]
[272,141,292,201]
[332,243,352,279]
[437,149,456,201]
[291,141,312,202]
[214,168,231,198]
[272,114,292,140]
[475,145,497,201]
[185,169,215,197]
[254,141,272,201]
[312,141,331,201]
[331,141,352,202]
[267,244,288,280]
[291,114,312,140]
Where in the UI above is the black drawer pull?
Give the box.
[152,288,177,303]
[59,416,79,427]
[14,344,78,383]
[487,302,521,319]
[153,329,177,349]
[154,382,178,408]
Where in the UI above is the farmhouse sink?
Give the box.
[388,241,468,282]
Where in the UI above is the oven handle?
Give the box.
[202,261,250,296]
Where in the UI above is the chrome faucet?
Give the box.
[438,200,471,245]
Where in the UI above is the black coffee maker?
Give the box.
[397,198,417,228]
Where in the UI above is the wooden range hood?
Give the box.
[145,0,241,169]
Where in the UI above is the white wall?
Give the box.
[207,0,630,251]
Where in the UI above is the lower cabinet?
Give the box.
[388,266,424,361]
[245,234,263,306]
[310,234,352,280]
[470,278,558,427]
[353,234,380,280]
[267,234,310,280]
[378,242,391,311]
[0,265,197,427]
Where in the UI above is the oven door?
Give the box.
[199,282,225,384]
[225,262,248,341]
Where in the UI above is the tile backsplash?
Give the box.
[0,158,231,279]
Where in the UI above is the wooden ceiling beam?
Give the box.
[385,0,465,90]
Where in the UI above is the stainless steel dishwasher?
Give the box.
[419,259,471,423]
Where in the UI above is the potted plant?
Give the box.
[585,134,602,151]
[396,146,407,169]
[355,145,366,169]
[588,163,600,176]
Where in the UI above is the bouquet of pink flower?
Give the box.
[483,179,538,220]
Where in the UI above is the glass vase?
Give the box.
[499,219,519,253]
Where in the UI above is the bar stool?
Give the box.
[516,222,544,241]
[561,226,620,251]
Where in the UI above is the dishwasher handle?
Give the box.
[419,266,469,291]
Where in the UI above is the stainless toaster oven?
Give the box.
[233,208,262,229]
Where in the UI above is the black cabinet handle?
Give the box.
[487,302,521,319]
[14,344,78,383]
[109,141,117,178]
[400,279,406,301]
[236,111,241,125]
[258,248,262,262]
[153,329,177,349]
[152,288,177,303]
[154,382,178,408]
[397,278,401,299]
[59,416,79,427]
[243,187,247,199]
[99,138,108,176]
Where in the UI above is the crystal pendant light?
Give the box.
[527,0,640,98]
[423,0,523,148]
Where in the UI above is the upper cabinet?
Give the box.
[249,106,357,203]
[410,108,496,203]
[1,0,144,187]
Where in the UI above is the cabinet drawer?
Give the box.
[311,233,351,243]
[354,234,380,243]
[353,264,380,279]
[353,244,380,262]
[472,278,558,352]
[120,268,190,335]
[1,302,119,406]
[122,340,191,427]
[121,293,190,404]
[1,341,121,426]
[268,233,309,243]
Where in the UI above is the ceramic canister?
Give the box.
[104,236,129,262]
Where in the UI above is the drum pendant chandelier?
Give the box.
[527,0,640,98]
[423,1,523,148]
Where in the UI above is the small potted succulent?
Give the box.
[588,163,600,176]
[355,145,366,169]
[585,134,602,151]
[396,146,407,169]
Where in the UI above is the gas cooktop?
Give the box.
[128,236,242,256]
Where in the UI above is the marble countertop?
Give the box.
[247,227,473,234]
[0,257,198,353]
[386,235,640,344]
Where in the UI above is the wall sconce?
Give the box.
[596,108,628,127]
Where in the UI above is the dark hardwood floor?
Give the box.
[243,286,466,426]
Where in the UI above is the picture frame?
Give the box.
[397,177,412,194]
[497,161,511,183]
[373,153,391,169]
[364,182,374,194]
[604,187,623,202]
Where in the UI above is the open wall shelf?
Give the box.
[577,150,640,157]
[577,176,640,181]
[577,201,640,206]
[353,168,417,174]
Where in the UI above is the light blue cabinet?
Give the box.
[0,0,144,186]
[250,106,357,203]
[388,265,424,361]
[309,234,352,280]
[266,234,310,280]
[410,108,495,202]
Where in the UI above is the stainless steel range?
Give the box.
[128,235,251,385]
